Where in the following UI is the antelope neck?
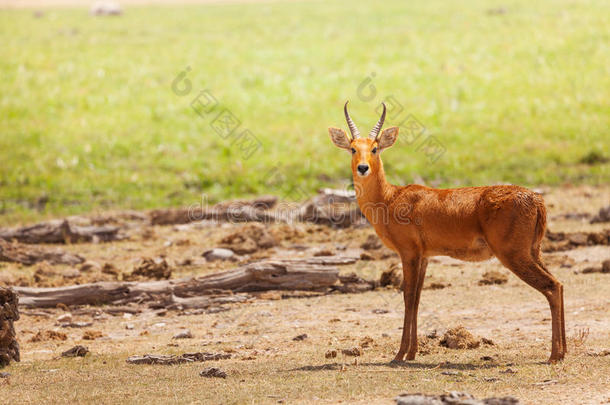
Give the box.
[354,159,397,209]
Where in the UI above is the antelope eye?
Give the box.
[351,148,356,154]
[372,147,378,154]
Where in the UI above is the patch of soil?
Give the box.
[82,330,103,340]
[591,205,610,224]
[127,257,172,280]
[29,330,67,342]
[543,229,609,252]
[581,259,610,274]
[478,271,508,286]
[268,224,305,243]
[360,234,382,250]
[424,278,451,290]
[220,223,278,254]
[341,347,362,356]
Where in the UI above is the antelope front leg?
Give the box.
[405,258,428,360]
[392,255,421,362]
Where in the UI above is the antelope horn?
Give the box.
[369,102,386,140]
[344,101,360,139]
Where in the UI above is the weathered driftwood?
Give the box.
[0,239,85,266]
[149,196,279,226]
[14,257,347,308]
[126,352,231,365]
[0,287,20,367]
[0,219,121,244]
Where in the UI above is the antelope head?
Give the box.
[328,102,399,179]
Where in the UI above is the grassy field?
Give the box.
[1,0,609,224]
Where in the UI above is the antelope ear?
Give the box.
[378,126,399,150]
[328,127,351,150]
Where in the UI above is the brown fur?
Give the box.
[329,128,566,363]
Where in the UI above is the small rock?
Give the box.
[57,313,73,323]
[0,372,10,378]
[61,268,81,279]
[292,334,308,341]
[441,371,460,376]
[200,367,227,378]
[79,260,102,272]
[61,345,89,358]
[125,324,135,330]
[372,308,389,314]
[202,248,236,261]
[172,330,193,339]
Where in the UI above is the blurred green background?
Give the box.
[1,0,608,224]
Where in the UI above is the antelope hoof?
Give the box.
[548,353,565,364]
[391,352,406,363]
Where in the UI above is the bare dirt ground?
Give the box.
[1,185,609,404]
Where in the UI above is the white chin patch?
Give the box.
[357,171,370,178]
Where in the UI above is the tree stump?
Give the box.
[0,287,20,367]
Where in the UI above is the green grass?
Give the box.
[1,0,609,224]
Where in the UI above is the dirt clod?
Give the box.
[325,350,337,359]
[361,234,382,250]
[360,252,375,261]
[292,334,308,341]
[478,271,508,286]
[29,330,67,342]
[590,205,610,223]
[220,223,278,254]
[82,330,103,340]
[128,257,172,280]
[380,262,403,289]
[341,347,361,357]
[440,326,481,349]
[359,336,374,348]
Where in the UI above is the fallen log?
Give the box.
[0,219,122,244]
[0,239,84,266]
[14,257,348,308]
[149,196,280,226]
[126,352,231,365]
[0,287,20,367]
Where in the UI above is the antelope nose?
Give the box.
[357,164,369,175]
